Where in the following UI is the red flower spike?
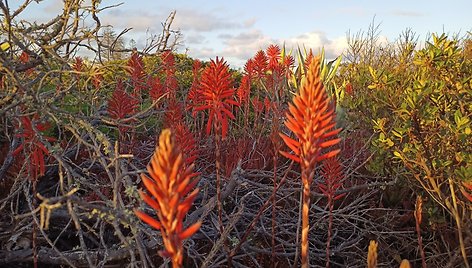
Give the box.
[164,101,185,128]
[107,80,139,142]
[135,129,200,267]
[319,157,345,201]
[244,58,256,79]
[164,75,179,100]
[72,57,84,72]
[253,50,268,78]
[161,51,176,74]
[14,115,56,181]
[172,124,198,167]
[149,76,164,102]
[196,57,239,139]
[304,49,315,69]
[318,157,345,267]
[163,101,198,167]
[283,55,295,70]
[127,50,146,94]
[186,59,203,110]
[266,44,281,70]
[161,51,178,100]
[107,80,138,120]
[192,59,202,73]
[237,75,251,104]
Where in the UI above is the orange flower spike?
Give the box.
[279,57,341,268]
[135,129,201,268]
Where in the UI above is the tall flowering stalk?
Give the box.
[107,80,138,152]
[135,129,201,267]
[279,57,341,268]
[127,50,146,97]
[195,57,239,232]
[160,51,178,101]
[186,60,203,131]
[13,114,55,268]
[319,157,345,267]
[196,57,239,139]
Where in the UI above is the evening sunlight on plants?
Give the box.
[0,1,471,267]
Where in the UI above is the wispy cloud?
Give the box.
[391,10,424,17]
[102,8,253,34]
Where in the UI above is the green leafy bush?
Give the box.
[340,32,472,265]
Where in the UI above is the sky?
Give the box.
[18,0,472,68]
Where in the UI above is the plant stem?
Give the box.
[448,178,469,268]
[271,153,277,267]
[326,199,333,268]
[414,195,426,268]
[214,124,223,235]
[301,170,310,268]
[32,180,38,268]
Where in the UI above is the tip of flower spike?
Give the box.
[399,259,411,268]
[367,240,378,268]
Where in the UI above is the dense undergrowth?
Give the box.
[0,2,471,267]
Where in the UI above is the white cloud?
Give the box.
[207,30,349,67]
[220,30,277,60]
[285,32,348,59]
[186,47,217,60]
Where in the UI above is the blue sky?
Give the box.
[20,0,472,67]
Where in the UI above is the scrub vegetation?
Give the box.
[0,1,471,267]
